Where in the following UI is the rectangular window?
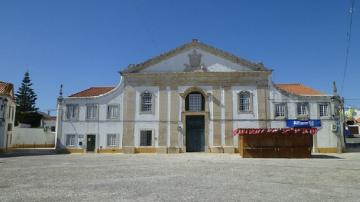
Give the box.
[86,105,98,120]
[275,103,286,117]
[140,130,152,146]
[107,105,119,119]
[8,106,11,119]
[189,94,202,111]
[319,103,329,117]
[66,134,76,146]
[141,92,153,112]
[7,123,12,131]
[297,103,308,116]
[107,134,117,147]
[239,92,251,112]
[50,126,56,132]
[12,107,15,121]
[66,104,79,120]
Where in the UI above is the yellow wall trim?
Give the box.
[135,147,157,153]
[12,144,55,148]
[64,148,84,153]
[0,148,6,153]
[97,148,123,153]
[209,147,224,153]
[317,147,337,153]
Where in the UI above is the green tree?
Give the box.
[15,71,38,112]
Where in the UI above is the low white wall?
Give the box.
[12,127,55,146]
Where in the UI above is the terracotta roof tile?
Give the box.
[69,87,115,97]
[0,81,14,98]
[276,83,324,96]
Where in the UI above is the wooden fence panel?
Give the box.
[239,133,313,158]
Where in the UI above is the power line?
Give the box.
[344,98,360,100]
[340,0,356,94]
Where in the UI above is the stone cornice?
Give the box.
[123,72,271,86]
[122,71,271,78]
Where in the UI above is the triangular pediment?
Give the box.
[121,39,269,74]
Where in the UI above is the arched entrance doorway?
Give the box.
[184,91,206,152]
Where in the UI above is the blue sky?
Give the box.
[0,0,359,112]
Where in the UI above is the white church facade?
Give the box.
[56,40,344,154]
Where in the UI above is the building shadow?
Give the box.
[0,149,59,158]
[311,154,342,159]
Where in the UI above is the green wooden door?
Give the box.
[186,116,205,152]
[86,135,96,152]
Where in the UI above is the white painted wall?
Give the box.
[12,127,55,146]
[59,84,124,150]
[0,96,16,150]
[268,83,338,149]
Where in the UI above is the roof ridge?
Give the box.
[69,86,115,97]
[276,83,302,85]
[88,86,115,88]
[275,83,325,96]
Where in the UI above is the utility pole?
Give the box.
[332,81,345,153]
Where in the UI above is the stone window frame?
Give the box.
[107,104,120,120]
[181,86,209,113]
[86,104,98,121]
[296,102,309,119]
[140,91,155,114]
[237,91,253,114]
[106,134,118,147]
[66,134,77,147]
[139,129,154,147]
[318,102,330,118]
[274,102,287,119]
[65,104,79,121]
[185,92,205,112]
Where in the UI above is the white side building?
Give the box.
[0,81,16,153]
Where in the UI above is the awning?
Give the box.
[233,128,318,136]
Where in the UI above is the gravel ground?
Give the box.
[1,153,360,202]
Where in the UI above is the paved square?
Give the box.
[1,153,360,201]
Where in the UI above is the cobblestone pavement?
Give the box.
[1,153,360,202]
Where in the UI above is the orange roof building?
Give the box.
[276,83,324,96]
[69,87,115,98]
[0,81,14,99]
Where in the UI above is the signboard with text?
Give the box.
[286,119,321,128]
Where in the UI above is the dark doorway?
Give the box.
[186,115,205,152]
[86,135,96,152]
